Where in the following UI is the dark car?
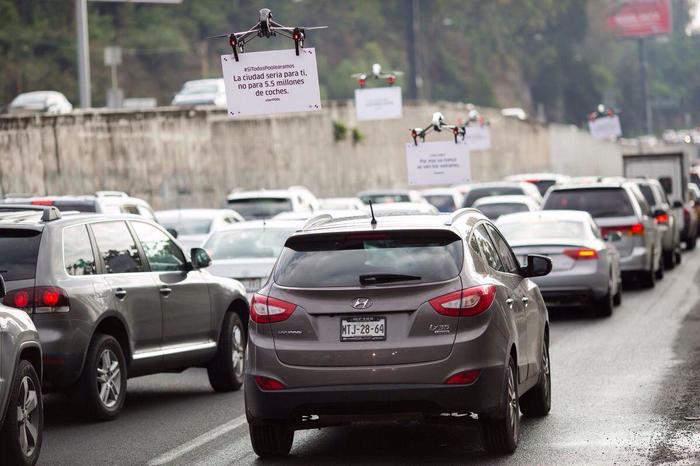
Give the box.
[245,210,553,457]
[0,205,249,420]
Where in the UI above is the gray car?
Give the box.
[543,182,663,288]
[496,210,622,316]
[245,210,553,457]
[0,276,43,466]
[0,205,249,421]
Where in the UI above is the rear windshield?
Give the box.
[227,198,293,219]
[0,229,42,281]
[498,221,585,243]
[274,230,463,287]
[204,228,296,259]
[423,195,455,212]
[477,203,529,220]
[532,180,556,196]
[543,188,635,218]
[159,218,212,236]
[464,187,523,206]
[359,194,411,204]
[638,185,656,207]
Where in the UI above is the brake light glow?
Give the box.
[3,286,69,313]
[655,213,669,224]
[31,199,53,205]
[429,285,496,317]
[563,248,598,260]
[444,369,481,385]
[250,294,296,324]
[254,376,285,391]
[600,223,644,237]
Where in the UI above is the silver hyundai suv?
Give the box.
[0,206,249,421]
[0,275,43,466]
[245,210,553,457]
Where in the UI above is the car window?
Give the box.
[485,224,519,273]
[630,188,650,215]
[498,220,585,243]
[0,229,42,281]
[205,227,297,260]
[653,185,670,204]
[472,225,504,272]
[91,221,145,274]
[131,222,186,272]
[638,184,656,207]
[477,202,530,220]
[468,230,483,263]
[464,187,524,207]
[227,198,294,219]
[423,195,455,212]
[543,188,635,217]
[63,225,96,276]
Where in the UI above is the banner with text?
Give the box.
[354,87,403,121]
[463,126,492,151]
[221,48,321,117]
[589,115,622,140]
[406,141,471,186]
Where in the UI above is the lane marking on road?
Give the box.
[147,414,247,465]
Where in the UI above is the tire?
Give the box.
[519,338,551,417]
[207,312,246,392]
[0,360,43,466]
[663,249,675,270]
[594,288,613,317]
[676,247,682,264]
[688,235,697,251]
[640,252,656,289]
[480,356,519,455]
[249,423,294,458]
[75,334,127,421]
[613,279,622,306]
[655,259,664,280]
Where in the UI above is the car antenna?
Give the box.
[369,200,377,226]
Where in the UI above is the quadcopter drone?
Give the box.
[209,8,327,61]
[410,112,464,145]
[351,64,404,87]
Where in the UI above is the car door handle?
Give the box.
[505,298,514,309]
[159,287,172,297]
[115,288,127,299]
[522,296,529,307]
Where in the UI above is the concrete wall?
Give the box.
[0,101,622,209]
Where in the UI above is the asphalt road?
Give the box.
[39,250,700,466]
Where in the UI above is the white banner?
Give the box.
[220,48,321,117]
[354,87,402,121]
[588,115,622,140]
[463,125,491,151]
[406,141,471,186]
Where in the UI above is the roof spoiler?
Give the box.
[0,205,62,222]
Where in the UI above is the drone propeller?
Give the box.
[270,26,328,31]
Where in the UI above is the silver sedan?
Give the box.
[496,210,622,317]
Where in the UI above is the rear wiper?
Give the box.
[359,273,422,285]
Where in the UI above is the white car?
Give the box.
[202,220,303,296]
[8,91,73,115]
[155,208,245,251]
[505,173,571,197]
[318,197,366,210]
[226,189,315,220]
[368,202,439,216]
[420,188,465,212]
[171,79,227,107]
[357,189,426,205]
[456,181,543,207]
[472,195,541,220]
[274,209,365,222]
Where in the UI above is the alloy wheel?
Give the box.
[506,366,519,440]
[96,349,121,409]
[231,324,245,377]
[16,375,40,457]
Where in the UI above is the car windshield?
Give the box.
[543,188,635,218]
[638,184,657,207]
[464,187,524,206]
[204,228,296,259]
[0,229,42,281]
[227,198,294,219]
[159,217,212,235]
[423,195,455,212]
[274,230,463,287]
[359,194,411,204]
[531,180,557,196]
[498,220,585,243]
[477,203,530,220]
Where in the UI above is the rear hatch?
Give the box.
[0,227,42,295]
[265,229,464,367]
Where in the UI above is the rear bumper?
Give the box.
[540,289,595,307]
[244,366,505,427]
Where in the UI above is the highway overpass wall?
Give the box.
[0,101,621,208]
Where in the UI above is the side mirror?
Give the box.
[0,275,5,299]
[190,247,211,269]
[605,231,623,242]
[672,200,683,209]
[519,254,552,278]
[166,227,178,239]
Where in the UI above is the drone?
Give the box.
[410,112,464,145]
[351,64,403,87]
[209,8,327,61]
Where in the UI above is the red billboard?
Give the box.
[606,0,672,37]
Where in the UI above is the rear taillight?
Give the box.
[250,293,296,323]
[655,213,669,224]
[254,375,285,390]
[429,285,496,317]
[3,286,69,314]
[30,199,53,205]
[600,223,644,237]
[563,248,598,260]
[444,369,481,385]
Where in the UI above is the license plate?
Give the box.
[237,277,263,293]
[340,316,386,342]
